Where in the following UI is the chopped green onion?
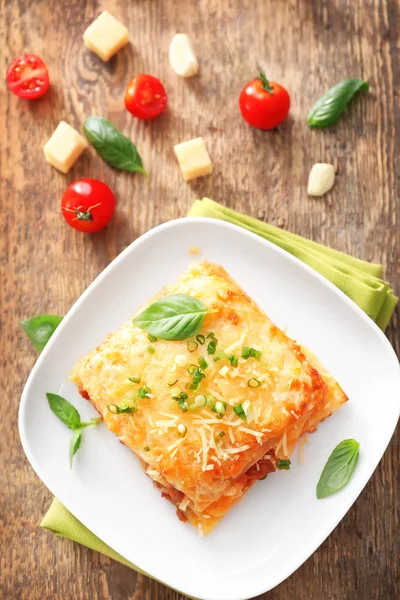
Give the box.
[276,459,291,470]
[187,341,198,352]
[143,445,150,452]
[206,395,215,409]
[128,376,141,384]
[214,400,227,415]
[234,404,246,420]
[147,345,155,355]
[227,354,239,367]
[178,400,189,412]
[188,403,198,412]
[167,379,179,387]
[207,339,217,355]
[194,395,207,407]
[242,347,262,360]
[248,378,261,388]
[218,431,225,438]
[147,334,158,343]
[170,387,181,398]
[196,334,205,345]
[186,382,198,390]
[213,350,225,362]
[188,364,198,375]
[206,332,215,339]
[193,371,205,385]
[198,356,208,370]
[138,386,151,398]
[107,401,136,414]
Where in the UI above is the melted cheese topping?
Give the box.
[71,261,348,534]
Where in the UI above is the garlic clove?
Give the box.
[307,163,335,197]
[169,34,199,78]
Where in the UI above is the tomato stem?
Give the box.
[258,70,274,94]
[63,203,102,221]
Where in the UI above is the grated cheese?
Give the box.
[198,427,209,471]
[167,437,185,453]
[205,464,214,471]
[224,333,246,354]
[228,427,236,444]
[238,426,263,437]
[179,497,190,511]
[225,444,250,455]
[159,411,179,420]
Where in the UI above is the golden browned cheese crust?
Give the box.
[71,261,348,534]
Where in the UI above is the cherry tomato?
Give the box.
[239,72,290,130]
[6,54,50,100]
[124,74,168,120]
[61,179,116,233]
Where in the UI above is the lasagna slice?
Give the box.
[71,261,347,534]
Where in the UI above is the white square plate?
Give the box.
[19,218,400,600]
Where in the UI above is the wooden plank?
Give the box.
[0,0,398,598]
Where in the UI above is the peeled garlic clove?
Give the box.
[169,34,198,77]
[307,163,335,196]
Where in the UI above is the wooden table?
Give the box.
[1,0,399,598]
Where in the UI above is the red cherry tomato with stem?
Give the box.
[61,179,116,233]
[124,74,167,120]
[6,54,50,100]
[239,71,290,130]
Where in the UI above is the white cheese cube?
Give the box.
[169,34,199,77]
[307,163,335,197]
[43,121,87,173]
[83,11,129,62]
[173,137,212,182]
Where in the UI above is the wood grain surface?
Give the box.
[1,0,399,598]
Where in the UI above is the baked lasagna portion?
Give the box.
[71,261,347,534]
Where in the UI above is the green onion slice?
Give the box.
[276,459,291,470]
[128,376,141,384]
[207,339,217,355]
[227,354,239,367]
[188,364,198,375]
[198,356,208,370]
[147,333,158,343]
[248,378,261,388]
[242,347,262,360]
[196,334,205,345]
[143,445,150,452]
[187,341,198,352]
[138,386,151,398]
[147,345,155,355]
[234,404,246,419]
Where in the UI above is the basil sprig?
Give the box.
[133,294,207,341]
[316,439,360,499]
[46,393,101,467]
[20,314,63,351]
[307,79,369,128]
[83,116,146,174]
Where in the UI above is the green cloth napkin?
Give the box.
[41,197,397,589]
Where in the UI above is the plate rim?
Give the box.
[19,217,400,600]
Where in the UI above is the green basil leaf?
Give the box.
[83,116,146,174]
[133,294,207,341]
[69,430,82,468]
[316,439,360,499]
[46,393,81,430]
[20,314,63,351]
[307,79,369,128]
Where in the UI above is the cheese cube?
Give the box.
[83,11,129,61]
[173,137,212,182]
[43,121,87,173]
